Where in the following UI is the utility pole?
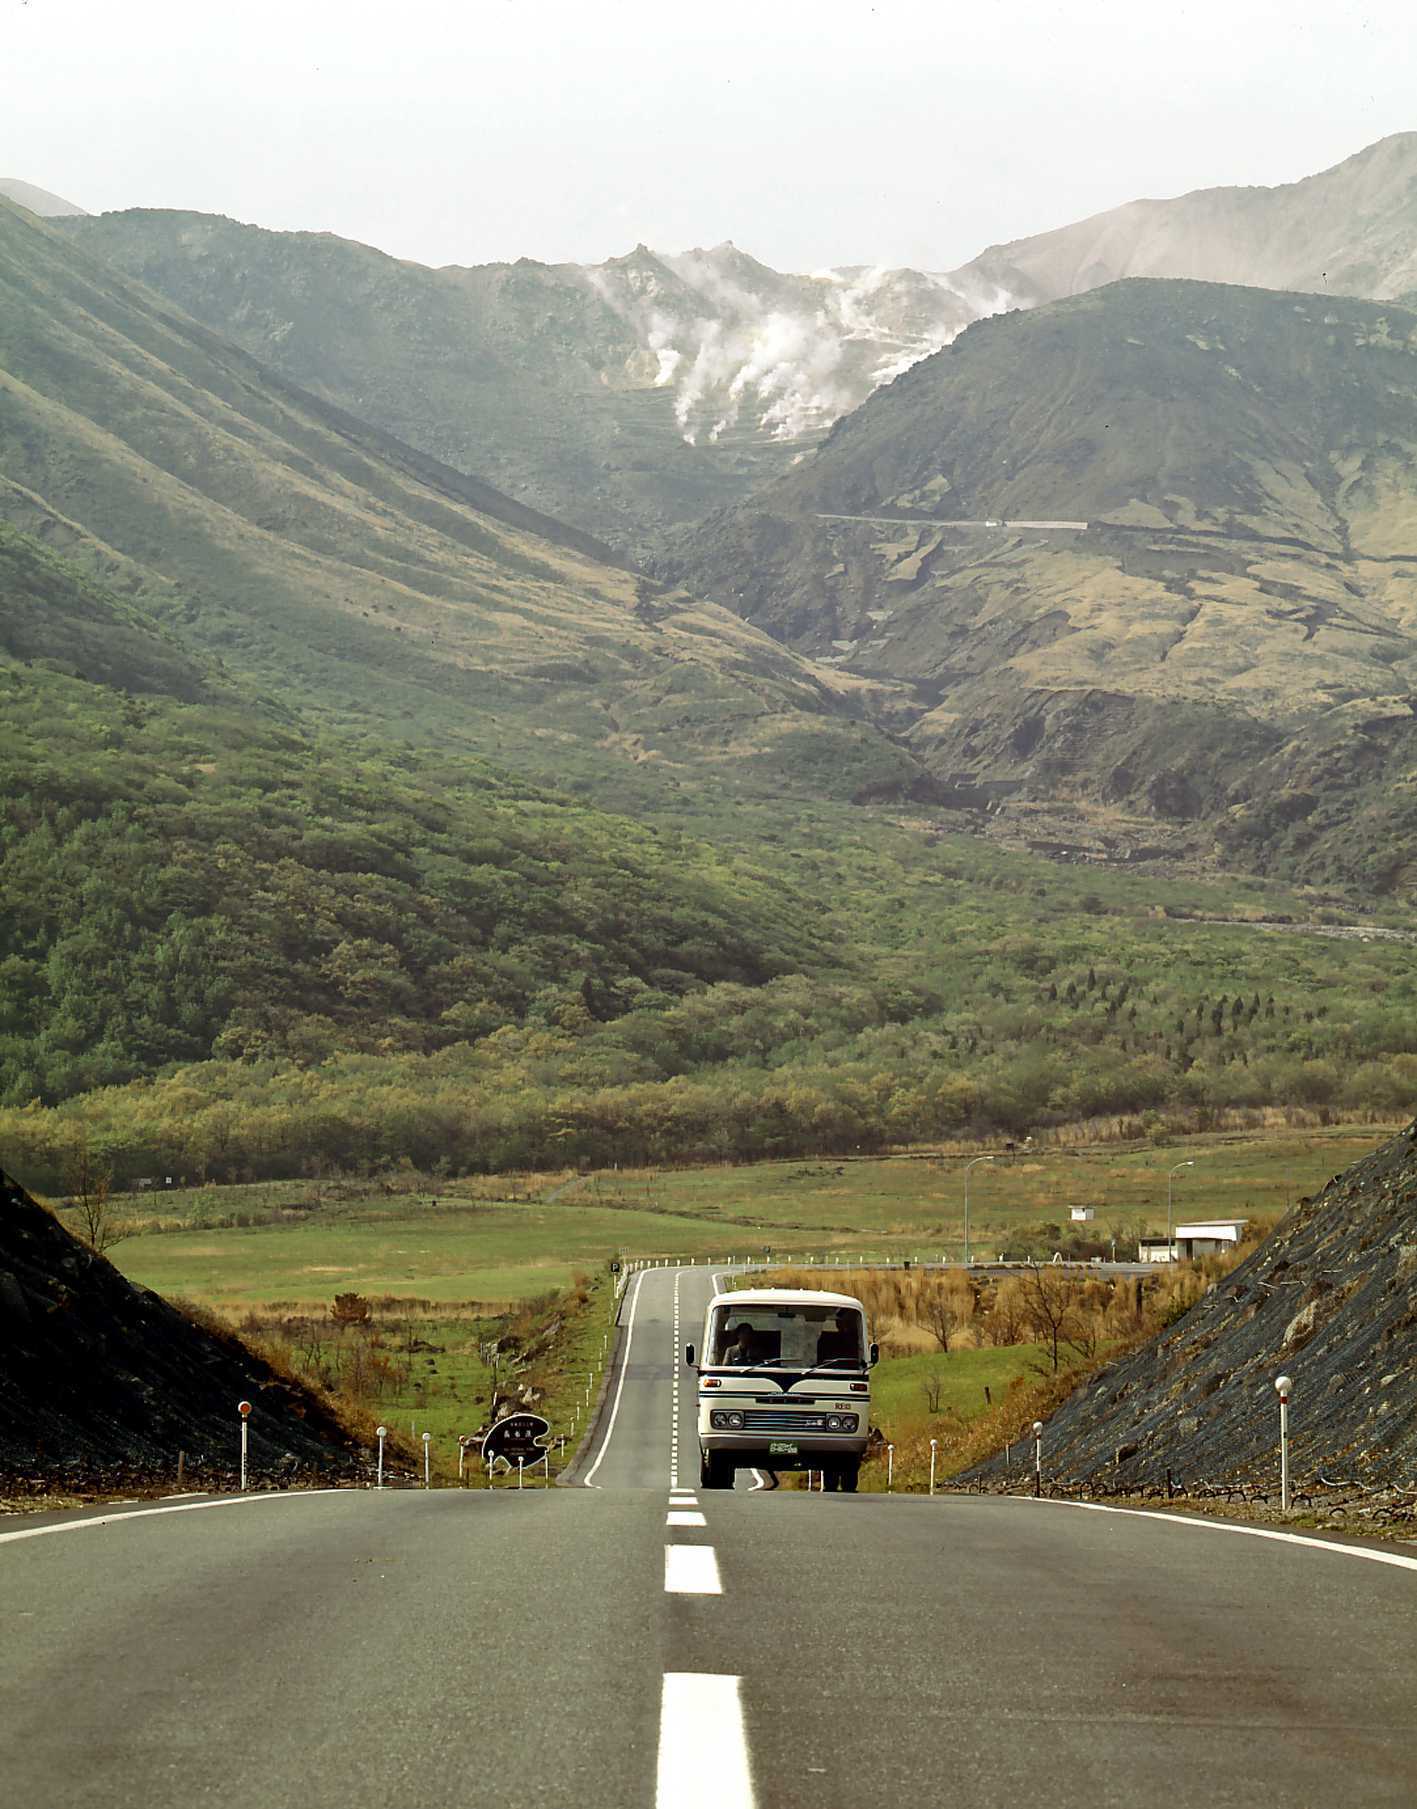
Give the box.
[1167,1160,1195,1260]
[963,1155,994,1267]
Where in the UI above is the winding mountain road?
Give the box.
[4,1264,1415,1806]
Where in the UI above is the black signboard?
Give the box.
[481,1412,551,1467]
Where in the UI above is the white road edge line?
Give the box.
[1023,1495,1417,1574]
[583,1267,647,1488]
[0,1489,348,1547]
[658,1673,755,1809]
[665,1544,722,1594]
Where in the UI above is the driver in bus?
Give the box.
[724,1322,758,1364]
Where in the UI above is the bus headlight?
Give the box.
[710,1411,745,1430]
[826,1415,859,1432]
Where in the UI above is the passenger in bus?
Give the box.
[815,1309,860,1366]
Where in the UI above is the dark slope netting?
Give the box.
[0,1166,364,1481]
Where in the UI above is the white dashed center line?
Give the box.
[657,1673,755,1808]
[666,1510,707,1528]
[671,1267,683,1490]
[665,1544,722,1594]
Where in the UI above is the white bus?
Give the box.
[685,1287,877,1491]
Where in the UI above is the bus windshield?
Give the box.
[708,1302,864,1369]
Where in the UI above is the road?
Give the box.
[813,512,1089,530]
[4,1264,1415,1806]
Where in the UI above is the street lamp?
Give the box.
[1167,1160,1195,1260]
[963,1155,994,1267]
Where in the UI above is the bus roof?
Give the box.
[706,1288,864,1312]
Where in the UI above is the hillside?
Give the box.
[0,196,918,808]
[967,1122,1417,1492]
[0,522,850,1102]
[954,132,1417,314]
[0,1165,362,1483]
[57,213,989,551]
[667,278,1417,890]
[0,520,221,702]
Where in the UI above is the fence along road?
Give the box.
[3,1260,1415,1808]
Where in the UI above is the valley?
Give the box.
[6,27,1417,1809]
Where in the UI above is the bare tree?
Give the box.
[983,1277,1029,1347]
[921,1373,943,1414]
[915,1291,963,1353]
[914,1275,975,1353]
[65,1141,127,1254]
[1020,1263,1085,1373]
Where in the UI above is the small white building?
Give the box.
[1174,1219,1248,1260]
[1070,1206,1095,1222]
[1137,1237,1176,1264]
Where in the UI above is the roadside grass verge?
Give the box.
[228,1270,618,1487]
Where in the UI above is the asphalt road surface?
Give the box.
[4,1264,1415,1806]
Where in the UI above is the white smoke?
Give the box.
[582,245,1019,447]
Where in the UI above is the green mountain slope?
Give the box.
[667,279,1417,890]
[0,523,842,1103]
[0,197,917,808]
[0,521,220,701]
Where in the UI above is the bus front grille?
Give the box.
[740,1411,831,1433]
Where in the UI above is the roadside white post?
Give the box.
[458,1442,466,1485]
[1275,1375,1293,1511]
[238,1400,252,1493]
[1033,1419,1043,1496]
[929,1438,938,1497]
[422,1430,432,1489]
[376,1424,387,1489]
[887,1444,894,1491]
[517,1455,524,1491]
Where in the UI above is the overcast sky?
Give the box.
[4,0,1413,272]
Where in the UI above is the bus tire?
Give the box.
[701,1451,734,1489]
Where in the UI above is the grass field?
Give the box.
[101,1123,1394,1312]
[564,1123,1391,1256]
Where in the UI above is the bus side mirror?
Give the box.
[685,1344,696,1368]
[869,1343,879,1367]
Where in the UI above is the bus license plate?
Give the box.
[767,1441,799,1455]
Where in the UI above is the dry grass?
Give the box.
[750,1252,1250,1490]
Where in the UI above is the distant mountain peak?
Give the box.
[0,178,88,218]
